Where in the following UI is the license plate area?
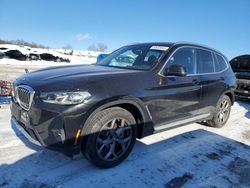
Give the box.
[11,101,21,120]
[20,110,29,123]
[11,101,29,124]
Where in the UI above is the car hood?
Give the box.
[14,64,140,90]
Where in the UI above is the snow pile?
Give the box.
[0,44,100,64]
[0,44,103,82]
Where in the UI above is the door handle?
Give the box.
[192,79,199,85]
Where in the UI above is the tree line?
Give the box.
[1,39,108,52]
[62,43,108,52]
[0,39,50,49]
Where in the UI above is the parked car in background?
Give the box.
[40,53,58,61]
[28,53,40,61]
[96,53,109,62]
[0,51,4,59]
[11,42,236,168]
[5,50,27,61]
[230,55,250,98]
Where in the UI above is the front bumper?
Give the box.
[235,90,250,97]
[10,98,89,156]
[235,78,250,98]
[11,117,41,146]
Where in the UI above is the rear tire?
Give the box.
[207,95,231,128]
[83,107,137,168]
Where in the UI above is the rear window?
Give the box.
[197,49,214,73]
[215,54,227,72]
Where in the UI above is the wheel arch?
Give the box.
[79,97,153,152]
[223,90,235,105]
[111,103,145,138]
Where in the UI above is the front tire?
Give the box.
[83,107,137,168]
[207,95,231,128]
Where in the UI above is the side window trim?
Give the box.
[197,49,215,74]
[194,49,198,74]
[158,46,229,77]
[212,52,216,73]
[214,52,229,72]
[159,47,197,76]
[214,52,220,72]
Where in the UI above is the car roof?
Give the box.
[129,42,224,56]
[128,42,174,47]
[173,42,223,54]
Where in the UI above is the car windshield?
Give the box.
[96,44,169,70]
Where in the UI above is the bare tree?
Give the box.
[87,43,108,52]
[0,38,49,49]
[97,43,108,52]
[87,44,97,51]
[62,44,72,50]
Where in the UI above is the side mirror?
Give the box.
[96,53,109,62]
[163,64,187,77]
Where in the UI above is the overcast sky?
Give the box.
[0,0,249,59]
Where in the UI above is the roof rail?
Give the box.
[174,41,222,54]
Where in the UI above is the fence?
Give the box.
[0,80,12,96]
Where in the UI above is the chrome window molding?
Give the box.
[158,45,229,77]
[173,41,223,55]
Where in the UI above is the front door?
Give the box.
[146,47,202,129]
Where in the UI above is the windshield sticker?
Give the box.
[150,46,169,51]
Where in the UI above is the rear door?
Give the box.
[198,49,227,115]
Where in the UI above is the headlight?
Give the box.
[40,91,91,105]
[12,85,17,102]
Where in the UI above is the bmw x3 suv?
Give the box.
[11,42,236,168]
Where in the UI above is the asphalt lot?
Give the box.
[0,100,250,188]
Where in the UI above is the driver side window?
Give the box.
[110,50,138,67]
[167,47,197,75]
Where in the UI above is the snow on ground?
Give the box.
[0,59,96,82]
[0,101,250,188]
[0,44,100,61]
[0,44,99,82]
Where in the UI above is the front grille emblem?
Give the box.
[16,85,35,111]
